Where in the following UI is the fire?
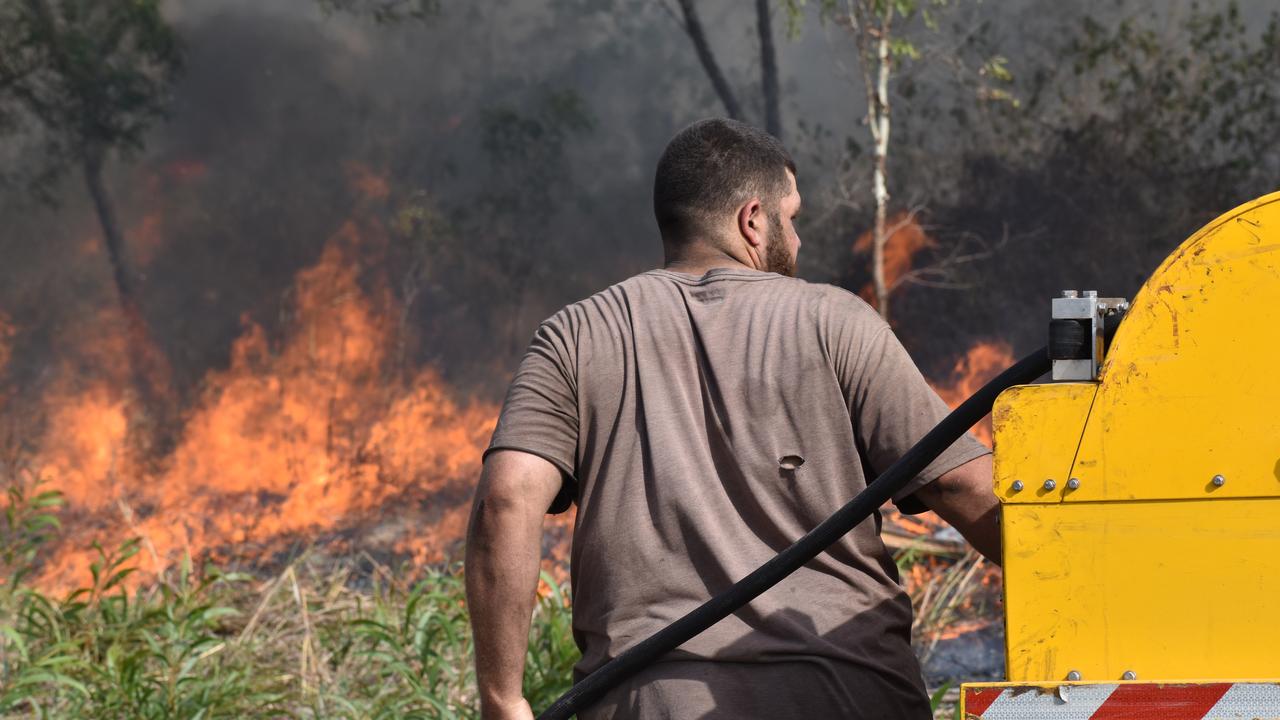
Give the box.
[24,214,505,590]
[0,313,13,379]
[12,173,994,596]
[345,162,391,203]
[0,313,13,412]
[852,211,934,301]
[167,160,208,182]
[881,338,1015,611]
[143,160,208,196]
[900,541,1004,646]
[929,340,1016,447]
[36,384,129,514]
[129,212,165,267]
[77,231,103,258]
[928,618,995,642]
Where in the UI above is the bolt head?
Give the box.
[1066,670,1082,682]
[1011,480,1025,492]
[1067,477,1081,490]
[1122,670,1137,681]
[1083,290,1098,298]
[1061,290,1079,298]
[1043,479,1057,491]
[1212,474,1226,487]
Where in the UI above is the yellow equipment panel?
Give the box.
[992,383,1095,504]
[997,190,1280,683]
[1004,498,1280,682]
[1065,191,1280,504]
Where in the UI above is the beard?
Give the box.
[764,211,796,277]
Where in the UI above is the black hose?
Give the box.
[537,345,1052,720]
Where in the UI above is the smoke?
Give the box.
[0,0,1276,582]
[2,0,1271,396]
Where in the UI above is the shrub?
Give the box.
[0,473,578,719]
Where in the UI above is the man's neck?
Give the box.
[663,245,759,276]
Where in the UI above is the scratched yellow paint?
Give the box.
[1003,499,1280,682]
[996,191,1280,683]
[992,383,1095,504]
[1068,191,1280,503]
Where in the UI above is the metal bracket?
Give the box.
[1050,290,1128,381]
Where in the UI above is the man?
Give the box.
[466,118,999,720]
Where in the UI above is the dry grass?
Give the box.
[0,481,577,719]
[3,473,989,719]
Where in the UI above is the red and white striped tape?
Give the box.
[963,681,1280,719]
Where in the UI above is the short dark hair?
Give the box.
[653,118,797,242]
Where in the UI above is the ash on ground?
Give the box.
[921,622,1005,686]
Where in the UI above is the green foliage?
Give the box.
[782,0,955,55]
[475,86,595,273]
[392,87,595,357]
[0,0,182,195]
[779,0,1017,117]
[336,567,477,717]
[928,679,952,711]
[1,471,62,594]
[0,479,580,718]
[316,0,441,24]
[1055,0,1280,186]
[478,88,595,212]
[522,574,577,712]
[1,480,288,718]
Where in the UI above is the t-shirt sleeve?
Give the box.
[830,300,990,514]
[485,316,579,514]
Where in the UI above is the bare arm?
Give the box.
[465,450,564,720]
[910,453,1001,565]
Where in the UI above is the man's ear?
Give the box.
[737,197,764,249]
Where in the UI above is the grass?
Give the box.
[0,479,578,718]
[2,472,990,719]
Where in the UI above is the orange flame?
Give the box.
[0,313,13,378]
[345,162,391,203]
[28,213,505,590]
[928,340,1016,447]
[852,211,934,303]
[144,160,208,196]
[167,160,208,182]
[928,618,996,642]
[129,213,165,268]
[0,313,14,412]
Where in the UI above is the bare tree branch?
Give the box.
[756,0,781,138]
[674,0,743,120]
[891,221,1012,292]
[656,0,682,25]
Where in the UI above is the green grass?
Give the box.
[0,480,578,719]
[2,474,985,719]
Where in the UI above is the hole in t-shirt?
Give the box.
[778,454,805,471]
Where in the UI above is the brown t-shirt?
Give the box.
[487,268,988,719]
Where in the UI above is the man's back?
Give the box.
[488,268,986,718]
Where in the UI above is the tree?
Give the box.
[391,88,595,364]
[315,0,440,24]
[891,0,1280,360]
[1056,1,1279,206]
[843,0,902,320]
[784,0,1013,321]
[0,0,181,419]
[664,0,783,138]
[829,0,963,321]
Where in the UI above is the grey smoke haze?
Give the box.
[1,0,1276,408]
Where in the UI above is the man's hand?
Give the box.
[466,450,564,720]
[910,454,1001,564]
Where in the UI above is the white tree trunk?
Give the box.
[871,22,893,320]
